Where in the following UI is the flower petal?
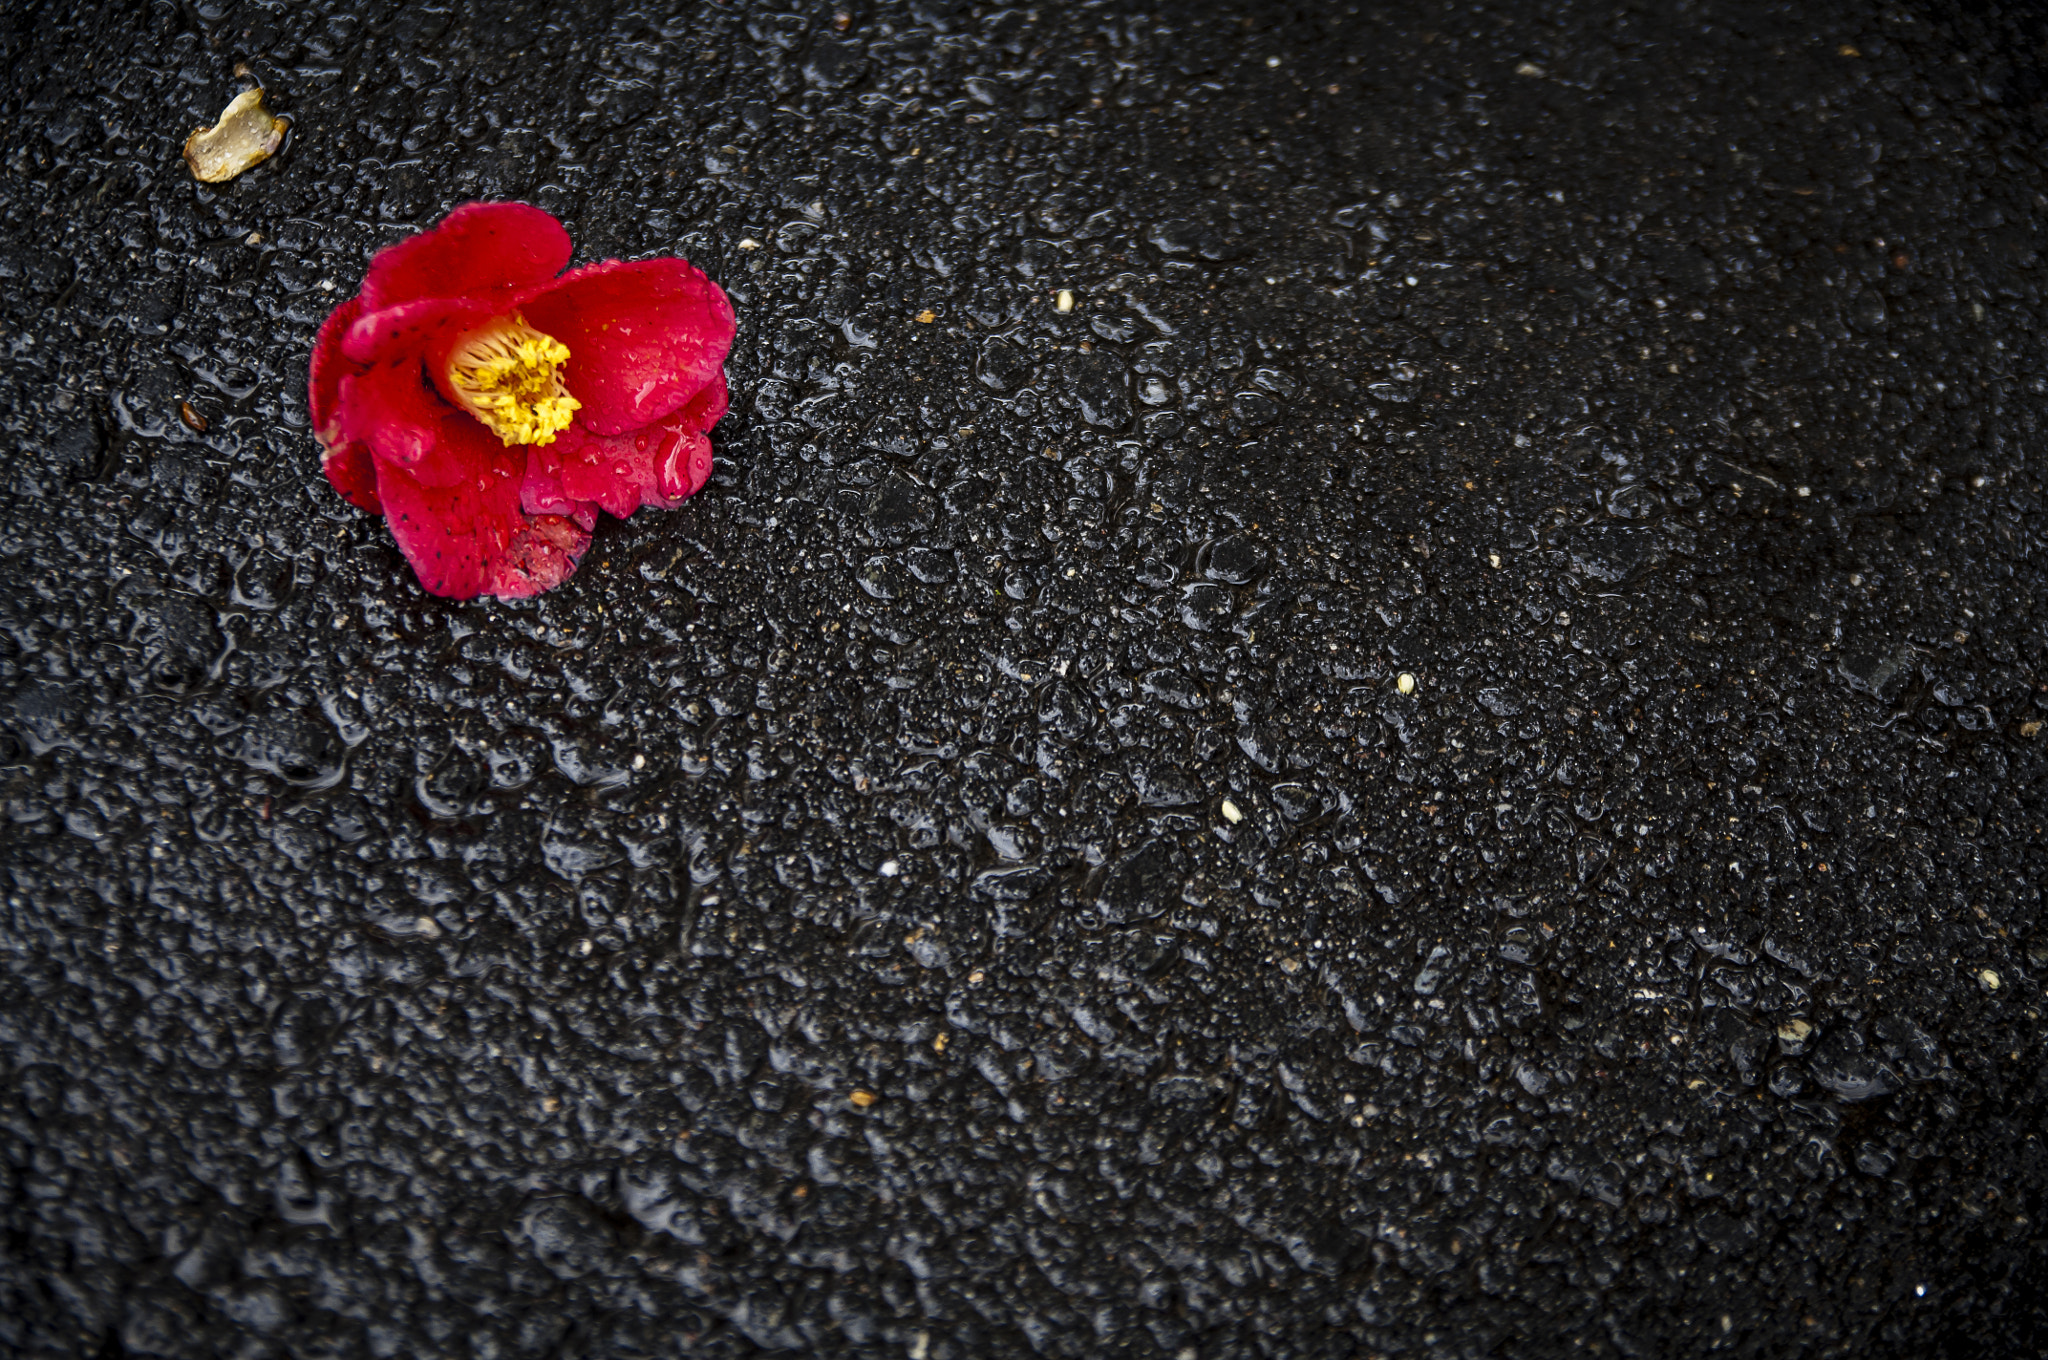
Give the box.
[521,395,721,523]
[520,258,735,437]
[376,408,590,599]
[675,368,730,432]
[311,295,382,512]
[336,364,451,479]
[322,438,383,514]
[310,295,363,445]
[518,431,601,531]
[341,296,494,367]
[655,431,716,505]
[359,202,572,312]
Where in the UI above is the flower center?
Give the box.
[442,315,580,446]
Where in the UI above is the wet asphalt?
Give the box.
[3,1,2047,1356]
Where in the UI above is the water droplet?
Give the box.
[1205,534,1269,584]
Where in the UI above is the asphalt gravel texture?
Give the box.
[5,1,2048,1357]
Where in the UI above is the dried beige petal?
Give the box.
[184,88,288,183]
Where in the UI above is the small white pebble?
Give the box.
[737,237,762,251]
[1266,55,1281,67]
[1397,673,1417,695]
[575,939,593,956]
[318,278,336,291]
[1979,968,2001,991]
[1056,289,1074,312]
[1488,552,1501,568]
[1797,486,1812,498]
[879,859,901,877]
[1220,799,1244,824]
[630,752,646,770]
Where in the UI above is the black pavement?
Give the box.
[2,2,2045,1356]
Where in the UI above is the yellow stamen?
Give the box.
[443,314,580,446]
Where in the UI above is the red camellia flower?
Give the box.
[308,202,736,599]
